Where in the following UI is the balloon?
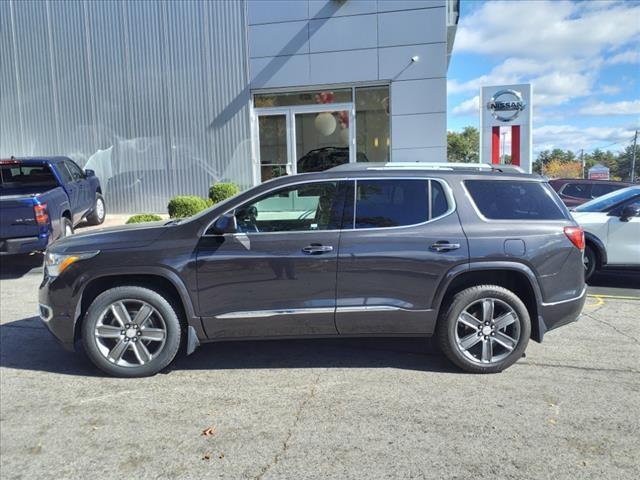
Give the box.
[314,112,337,136]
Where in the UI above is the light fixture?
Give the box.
[373,137,379,148]
[386,137,390,147]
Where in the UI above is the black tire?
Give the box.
[81,286,182,377]
[85,193,106,226]
[436,285,531,374]
[583,245,597,282]
[60,217,73,239]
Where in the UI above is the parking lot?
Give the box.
[1,255,638,480]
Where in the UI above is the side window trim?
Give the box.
[203,176,455,236]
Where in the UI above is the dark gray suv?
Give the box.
[39,164,586,377]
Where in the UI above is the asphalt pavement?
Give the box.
[0,257,638,480]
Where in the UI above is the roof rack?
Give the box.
[328,162,526,173]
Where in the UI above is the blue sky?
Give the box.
[447,0,640,154]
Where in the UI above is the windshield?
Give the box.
[574,186,640,212]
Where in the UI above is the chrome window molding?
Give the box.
[202,176,457,237]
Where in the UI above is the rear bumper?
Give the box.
[0,235,49,255]
[537,287,587,341]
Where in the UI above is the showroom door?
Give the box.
[255,104,354,182]
[293,104,354,174]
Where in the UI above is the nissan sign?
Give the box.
[487,89,526,122]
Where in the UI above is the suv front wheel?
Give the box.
[437,285,531,374]
[82,286,182,377]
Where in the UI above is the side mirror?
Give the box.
[84,169,95,177]
[620,205,640,222]
[211,213,237,234]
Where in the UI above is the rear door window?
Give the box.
[352,179,448,229]
[465,180,567,220]
[561,183,591,199]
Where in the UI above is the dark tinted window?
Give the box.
[466,180,566,220]
[0,164,58,189]
[431,181,448,218]
[562,183,591,199]
[355,180,431,229]
[591,183,621,198]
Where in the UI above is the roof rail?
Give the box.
[328,162,526,173]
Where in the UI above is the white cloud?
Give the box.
[579,99,640,116]
[607,50,640,65]
[533,124,636,153]
[455,1,640,58]
[451,95,480,116]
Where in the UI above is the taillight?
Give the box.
[34,203,49,226]
[564,226,585,251]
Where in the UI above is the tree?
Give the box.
[447,127,479,163]
[543,159,582,179]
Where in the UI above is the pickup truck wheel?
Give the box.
[437,285,530,374]
[81,286,182,377]
[86,194,106,226]
[61,217,73,238]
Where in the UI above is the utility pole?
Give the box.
[580,149,584,179]
[631,129,638,183]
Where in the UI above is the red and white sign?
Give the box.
[480,84,533,173]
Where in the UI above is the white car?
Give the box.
[571,186,640,280]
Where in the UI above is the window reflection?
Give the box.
[356,86,390,163]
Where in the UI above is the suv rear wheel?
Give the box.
[81,286,182,377]
[437,285,531,373]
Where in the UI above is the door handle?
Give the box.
[302,244,334,255]
[430,241,461,252]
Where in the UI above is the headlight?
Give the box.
[45,251,99,277]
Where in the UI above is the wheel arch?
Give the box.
[74,269,203,343]
[584,231,607,267]
[435,262,544,342]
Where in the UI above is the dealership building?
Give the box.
[0,0,459,212]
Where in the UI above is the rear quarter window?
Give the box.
[465,180,567,220]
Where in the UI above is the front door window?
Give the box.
[233,181,345,233]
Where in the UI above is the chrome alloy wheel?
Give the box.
[95,197,105,221]
[94,300,167,367]
[454,298,521,365]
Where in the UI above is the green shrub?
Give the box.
[167,195,210,218]
[209,182,240,205]
[125,214,163,224]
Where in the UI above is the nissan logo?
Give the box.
[487,89,526,122]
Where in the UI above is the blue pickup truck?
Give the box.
[0,157,106,255]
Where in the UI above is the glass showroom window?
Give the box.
[355,86,390,163]
[253,85,390,182]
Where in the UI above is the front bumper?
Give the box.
[537,287,587,341]
[0,235,49,255]
[38,275,78,351]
